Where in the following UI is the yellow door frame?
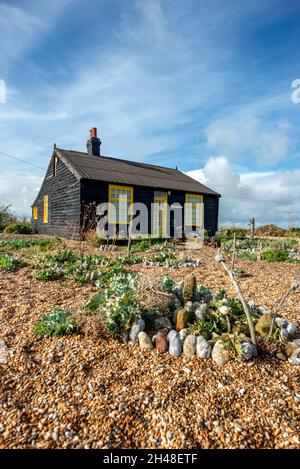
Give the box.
[154,192,168,236]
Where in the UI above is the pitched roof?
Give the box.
[56,148,220,196]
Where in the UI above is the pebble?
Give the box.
[167,330,182,357]
[183,335,196,357]
[196,336,212,359]
[138,332,153,350]
[129,319,145,343]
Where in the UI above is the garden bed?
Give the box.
[0,236,300,449]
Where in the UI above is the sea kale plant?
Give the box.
[35,308,76,336]
[86,272,143,335]
[0,253,21,271]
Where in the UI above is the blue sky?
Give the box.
[0,0,300,225]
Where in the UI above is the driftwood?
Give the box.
[268,281,299,338]
[231,232,236,271]
[221,261,257,346]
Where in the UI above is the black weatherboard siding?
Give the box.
[32,152,81,239]
[31,132,221,239]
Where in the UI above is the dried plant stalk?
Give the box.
[221,261,257,346]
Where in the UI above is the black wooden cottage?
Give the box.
[31,128,220,240]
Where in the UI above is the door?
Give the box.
[153,191,167,237]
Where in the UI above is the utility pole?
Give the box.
[249,217,255,240]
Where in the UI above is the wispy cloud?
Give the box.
[0,0,300,221]
[187,157,300,226]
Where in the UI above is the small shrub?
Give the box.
[4,221,32,234]
[188,313,227,337]
[227,298,246,321]
[35,268,63,281]
[261,249,289,263]
[45,249,78,264]
[215,289,228,301]
[237,252,257,261]
[116,255,143,265]
[35,308,76,336]
[85,292,105,312]
[0,254,21,271]
[159,275,175,293]
[0,237,53,251]
[232,267,247,277]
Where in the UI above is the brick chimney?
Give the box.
[86,127,101,156]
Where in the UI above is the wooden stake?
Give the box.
[221,261,257,346]
[231,232,236,270]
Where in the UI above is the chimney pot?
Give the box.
[90,127,97,138]
[87,127,101,156]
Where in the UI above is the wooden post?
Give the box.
[249,218,255,240]
[221,261,257,346]
[231,232,236,270]
[127,213,133,257]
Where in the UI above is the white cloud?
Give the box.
[204,117,292,165]
[187,156,300,227]
[0,171,42,217]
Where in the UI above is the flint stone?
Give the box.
[167,330,182,357]
[196,336,211,359]
[154,317,172,331]
[176,309,188,331]
[179,328,188,342]
[212,341,231,366]
[195,304,208,323]
[138,332,153,350]
[155,330,168,353]
[241,342,257,361]
[289,348,300,365]
[183,335,197,357]
[184,301,194,314]
[129,319,145,343]
[287,322,297,338]
[275,317,288,329]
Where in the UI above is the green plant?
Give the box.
[35,268,63,281]
[227,298,246,321]
[261,249,289,263]
[85,292,106,312]
[4,221,32,234]
[116,255,143,265]
[215,289,228,301]
[237,252,257,261]
[232,267,247,277]
[0,237,54,251]
[35,308,76,336]
[141,309,159,327]
[45,249,78,264]
[0,204,16,231]
[188,313,227,337]
[82,253,109,265]
[221,333,243,358]
[0,254,21,271]
[194,284,213,303]
[160,275,175,293]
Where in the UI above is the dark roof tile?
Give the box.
[57,149,220,196]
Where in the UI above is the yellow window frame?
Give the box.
[108,185,133,224]
[33,206,38,220]
[43,195,48,223]
[153,192,168,236]
[54,156,58,176]
[185,193,203,227]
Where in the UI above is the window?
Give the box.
[153,191,167,236]
[43,195,48,223]
[33,206,38,220]
[108,185,133,224]
[54,156,58,176]
[185,194,203,227]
